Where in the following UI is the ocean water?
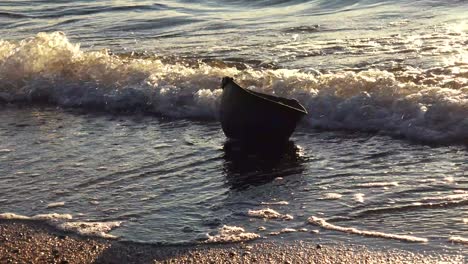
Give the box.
[0,0,467,256]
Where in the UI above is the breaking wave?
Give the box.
[1,32,467,144]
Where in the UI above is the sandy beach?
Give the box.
[0,219,465,264]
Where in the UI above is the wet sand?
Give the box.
[0,219,465,264]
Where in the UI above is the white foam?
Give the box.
[448,236,468,244]
[32,213,73,220]
[205,225,260,243]
[268,227,300,236]
[0,212,73,220]
[321,193,343,200]
[260,201,289,205]
[46,202,66,208]
[308,216,428,243]
[247,208,293,220]
[358,182,399,188]
[444,176,455,183]
[56,221,121,239]
[0,212,120,239]
[280,228,297,233]
[354,193,365,203]
[463,218,468,224]
[0,149,12,153]
[1,32,468,144]
[267,228,297,235]
[0,213,31,220]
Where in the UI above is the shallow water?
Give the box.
[0,0,467,256]
[0,106,466,254]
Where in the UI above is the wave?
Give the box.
[308,216,429,243]
[0,212,121,239]
[0,32,467,144]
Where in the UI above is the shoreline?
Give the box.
[0,219,465,264]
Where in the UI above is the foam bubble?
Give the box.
[56,221,121,239]
[260,201,289,205]
[0,212,120,239]
[0,149,13,153]
[280,228,297,233]
[448,236,468,244]
[358,182,399,188]
[354,193,365,203]
[205,225,259,243]
[308,216,428,243]
[31,213,73,220]
[321,193,343,200]
[444,176,455,183]
[0,213,31,220]
[0,213,73,221]
[267,228,297,236]
[46,202,66,208]
[247,208,293,220]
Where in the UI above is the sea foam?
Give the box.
[357,182,399,188]
[46,202,66,208]
[248,208,294,220]
[205,225,260,243]
[1,32,467,144]
[260,201,289,205]
[321,193,343,200]
[448,236,468,244]
[0,212,72,220]
[56,221,122,239]
[0,212,120,239]
[308,216,428,243]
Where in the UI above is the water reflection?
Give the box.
[222,140,306,190]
